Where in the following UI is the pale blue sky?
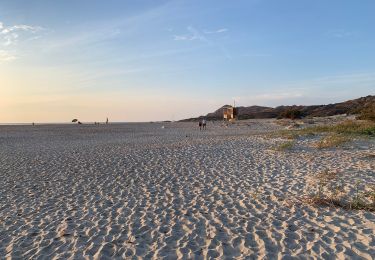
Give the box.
[1,0,374,122]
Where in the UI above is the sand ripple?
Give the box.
[0,121,374,259]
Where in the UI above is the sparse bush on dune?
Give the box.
[329,120,375,135]
[315,134,351,149]
[291,120,375,137]
[268,119,375,153]
[276,141,294,151]
[280,131,299,140]
[270,119,375,142]
[305,170,375,211]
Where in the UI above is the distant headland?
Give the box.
[180,95,375,122]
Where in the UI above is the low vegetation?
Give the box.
[305,170,375,211]
[276,141,294,151]
[268,119,375,152]
[271,120,375,142]
[315,134,351,149]
[357,103,375,122]
[298,120,375,136]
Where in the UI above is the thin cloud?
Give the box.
[173,35,189,41]
[204,28,228,34]
[12,24,43,32]
[173,26,232,60]
[173,26,207,42]
[264,72,375,105]
[77,68,145,85]
[244,53,272,58]
[0,21,44,46]
[0,50,17,62]
[231,71,375,107]
[0,21,44,62]
[328,29,354,38]
[233,92,304,104]
[44,2,174,51]
[309,72,375,88]
[1,23,43,35]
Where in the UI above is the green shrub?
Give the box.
[278,109,304,120]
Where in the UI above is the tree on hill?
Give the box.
[277,109,304,120]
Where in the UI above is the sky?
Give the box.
[1,0,375,123]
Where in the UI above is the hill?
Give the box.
[180,95,375,121]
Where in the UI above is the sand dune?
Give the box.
[0,121,374,259]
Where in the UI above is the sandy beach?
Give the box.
[1,120,374,259]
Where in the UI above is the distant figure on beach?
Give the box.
[202,119,207,130]
[106,118,109,124]
[198,120,202,131]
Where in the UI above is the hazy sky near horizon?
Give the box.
[1,0,375,122]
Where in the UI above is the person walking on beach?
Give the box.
[198,120,202,131]
[202,119,207,130]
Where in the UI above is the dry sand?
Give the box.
[0,120,374,259]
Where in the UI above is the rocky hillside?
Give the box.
[180,95,375,121]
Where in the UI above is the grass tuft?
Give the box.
[315,134,351,149]
[299,120,375,136]
[305,170,375,211]
[269,120,374,148]
[276,141,294,151]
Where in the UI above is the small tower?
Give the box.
[223,105,237,121]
